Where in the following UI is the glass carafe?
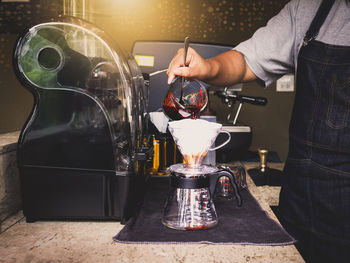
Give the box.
[162,164,242,231]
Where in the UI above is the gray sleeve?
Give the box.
[234,0,299,87]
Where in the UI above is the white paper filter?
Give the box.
[168,119,222,166]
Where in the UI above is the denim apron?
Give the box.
[278,0,350,262]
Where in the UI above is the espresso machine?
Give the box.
[132,41,238,172]
[13,17,150,223]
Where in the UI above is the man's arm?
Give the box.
[205,50,258,86]
[167,47,257,86]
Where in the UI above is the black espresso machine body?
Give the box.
[13,17,150,223]
[132,41,254,162]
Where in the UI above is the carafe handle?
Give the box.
[209,169,242,207]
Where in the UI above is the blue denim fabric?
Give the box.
[279,40,350,263]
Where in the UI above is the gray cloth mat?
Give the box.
[114,177,295,245]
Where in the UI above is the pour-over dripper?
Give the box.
[168,119,231,167]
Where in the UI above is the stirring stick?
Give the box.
[180,36,190,104]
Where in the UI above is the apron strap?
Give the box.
[303,0,335,46]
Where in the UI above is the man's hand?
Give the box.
[167,47,211,84]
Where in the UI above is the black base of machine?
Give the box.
[20,166,146,224]
[215,126,252,163]
[247,168,283,186]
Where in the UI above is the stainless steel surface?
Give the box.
[233,102,243,125]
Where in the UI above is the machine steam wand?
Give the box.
[215,87,267,125]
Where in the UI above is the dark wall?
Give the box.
[0,33,33,134]
[85,0,294,160]
[0,0,63,134]
[0,0,294,160]
[86,0,289,51]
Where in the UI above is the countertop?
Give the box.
[0,131,20,154]
[0,161,305,263]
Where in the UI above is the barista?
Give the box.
[166,0,350,262]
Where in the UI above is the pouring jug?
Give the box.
[162,76,208,120]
